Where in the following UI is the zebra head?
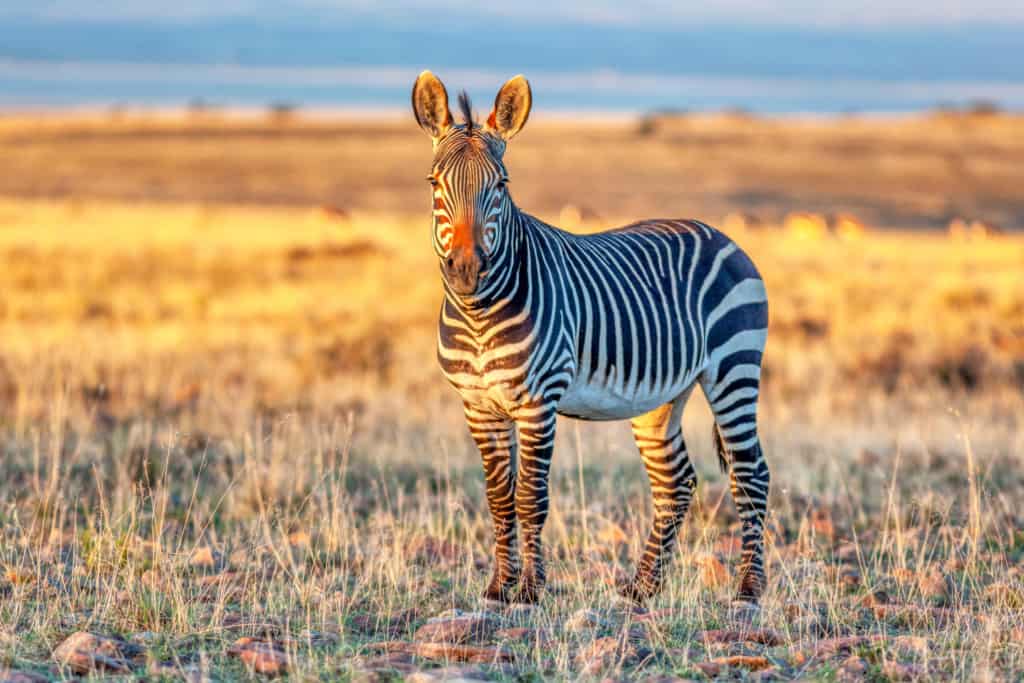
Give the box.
[412,71,532,297]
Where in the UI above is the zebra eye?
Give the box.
[427,176,439,186]
[497,178,509,188]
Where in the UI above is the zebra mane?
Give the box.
[457,91,474,133]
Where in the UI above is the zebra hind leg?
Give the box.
[465,406,521,603]
[620,390,696,604]
[702,370,770,604]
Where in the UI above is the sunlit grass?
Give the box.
[0,198,1021,679]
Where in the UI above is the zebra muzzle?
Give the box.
[443,246,487,295]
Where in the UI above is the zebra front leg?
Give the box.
[621,395,696,604]
[465,405,520,603]
[511,406,556,603]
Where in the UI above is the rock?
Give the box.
[839,566,862,588]
[414,613,502,644]
[366,641,513,664]
[565,608,609,633]
[494,626,549,645]
[891,635,929,655]
[350,609,419,637]
[350,652,418,679]
[52,631,142,674]
[837,655,869,682]
[0,670,49,683]
[405,665,495,682]
[148,662,205,683]
[700,629,782,646]
[574,636,654,675]
[882,661,925,681]
[693,656,771,677]
[227,637,290,676]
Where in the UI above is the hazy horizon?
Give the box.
[1,3,1021,113]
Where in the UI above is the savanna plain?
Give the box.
[0,110,1022,681]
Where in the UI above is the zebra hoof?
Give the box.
[482,576,517,604]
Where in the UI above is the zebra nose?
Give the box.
[444,247,482,293]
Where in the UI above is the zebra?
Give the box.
[412,71,771,605]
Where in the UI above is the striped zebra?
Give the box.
[412,71,770,605]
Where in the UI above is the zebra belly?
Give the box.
[556,375,685,421]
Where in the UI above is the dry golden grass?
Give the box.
[2,109,1023,230]
[0,192,1021,680]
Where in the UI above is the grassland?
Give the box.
[0,113,1022,681]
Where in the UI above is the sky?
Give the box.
[0,1,1020,111]
[3,0,1023,27]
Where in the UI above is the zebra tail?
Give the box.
[712,424,730,473]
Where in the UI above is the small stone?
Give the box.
[148,662,205,683]
[414,613,502,644]
[574,636,653,675]
[839,567,862,588]
[52,631,142,674]
[350,609,419,637]
[882,661,925,681]
[495,626,547,645]
[366,641,513,664]
[694,655,771,677]
[405,665,493,682]
[0,670,49,683]
[350,652,417,677]
[836,655,869,682]
[227,637,289,676]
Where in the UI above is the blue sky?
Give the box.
[4,1,1023,26]
[0,2,1020,111]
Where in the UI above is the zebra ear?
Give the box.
[412,70,453,139]
[487,75,531,140]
